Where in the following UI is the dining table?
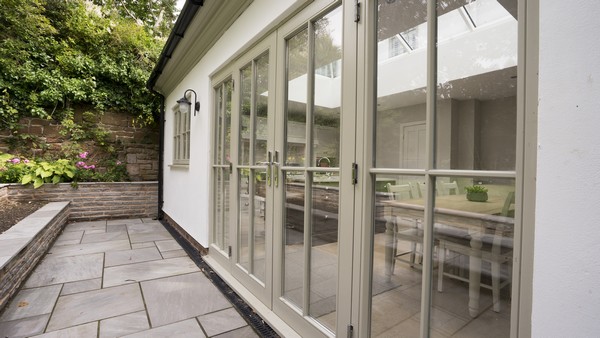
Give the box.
[381,193,514,317]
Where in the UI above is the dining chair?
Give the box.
[436,191,515,313]
[437,180,459,196]
[412,181,427,198]
[386,183,422,271]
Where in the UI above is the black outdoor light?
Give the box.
[177,89,200,116]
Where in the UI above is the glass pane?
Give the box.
[215,85,223,164]
[309,172,339,331]
[313,6,342,169]
[431,176,514,337]
[214,168,231,251]
[255,53,269,165]
[436,0,518,170]
[223,169,230,250]
[283,170,305,309]
[285,28,308,166]
[240,65,252,166]
[375,0,428,169]
[465,0,515,27]
[215,168,224,249]
[239,169,251,271]
[254,168,267,283]
[224,80,232,165]
[370,174,425,337]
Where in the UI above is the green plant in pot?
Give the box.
[465,185,489,202]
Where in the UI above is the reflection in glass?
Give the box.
[310,173,339,331]
[283,171,305,309]
[375,0,428,169]
[431,177,514,337]
[255,53,269,164]
[238,169,251,271]
[370,174,424,337]
[436,0,517,170]
[254,169,267,282]
[214,80,232,251]
[240,65,252,166]
[285,29,308,166]
[313,6,342,169]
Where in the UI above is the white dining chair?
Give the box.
[386,183,423,271]
[437,180,459,196]
[436,191,515,313]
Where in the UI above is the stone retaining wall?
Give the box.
[1,182,158,221]
[0,110,159,181]
[0,202,70,310]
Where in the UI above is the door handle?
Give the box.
[267,151,272,187]
[273,151,280,187]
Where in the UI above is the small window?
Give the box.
[173,104,190,164]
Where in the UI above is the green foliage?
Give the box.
[464,185,489,194]
[91,0,177,39]
[21,159,75,188]
[0,154,30,183]
[0,0,166,131]
[1,151,129,188]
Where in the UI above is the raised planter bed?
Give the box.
[0,201,70,310]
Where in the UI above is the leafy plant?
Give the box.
[0,151,128,188]
[21,159,75,188]
[464,185,488,194]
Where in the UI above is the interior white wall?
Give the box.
[534,2,600,337]
[161,0,301,247]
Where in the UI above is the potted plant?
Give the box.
[465,185,488,202]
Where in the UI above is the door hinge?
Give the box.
[351,162,358,185]
[347,324,354,338]
[228,246,232,257]
[229,162,232,174]
[354,0,361,23]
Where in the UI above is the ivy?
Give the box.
[0,0,168,132]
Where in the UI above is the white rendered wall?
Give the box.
[161,0,301,247]
[534,2,600,337]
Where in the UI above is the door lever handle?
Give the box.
[267,151,272,187]
[273,151,280,187]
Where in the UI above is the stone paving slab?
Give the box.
[0,218,261,338]
[0,285,61,321]
[24,253,104,288]
[46,283,145,331]
[141,272,231,327]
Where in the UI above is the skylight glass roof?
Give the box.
[378,0,514,61]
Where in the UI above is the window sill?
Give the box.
[169,163,190,170]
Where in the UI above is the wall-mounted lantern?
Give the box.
[177,89,200,116]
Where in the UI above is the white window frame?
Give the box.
[172,102,191,165]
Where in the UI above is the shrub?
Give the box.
[0,151,128,188]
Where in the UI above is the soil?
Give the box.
[0,200,47,234]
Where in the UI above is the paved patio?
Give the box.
[0,218,263,337]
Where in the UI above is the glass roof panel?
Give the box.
[437,8,471,42]
[465,0,513,27]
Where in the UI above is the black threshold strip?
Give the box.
[159,220,280,338]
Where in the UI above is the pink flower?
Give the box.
[79,152,89,159]
[116,161,122,165]
[11,158,20,164]
[23,159,29,163]
[76,161,86,167]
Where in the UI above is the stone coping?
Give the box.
[0,201,70,269]
[0,201,70,310]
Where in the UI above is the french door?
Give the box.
[211,0,525,337]
[211,1,357,336]
[211,35,277,305]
